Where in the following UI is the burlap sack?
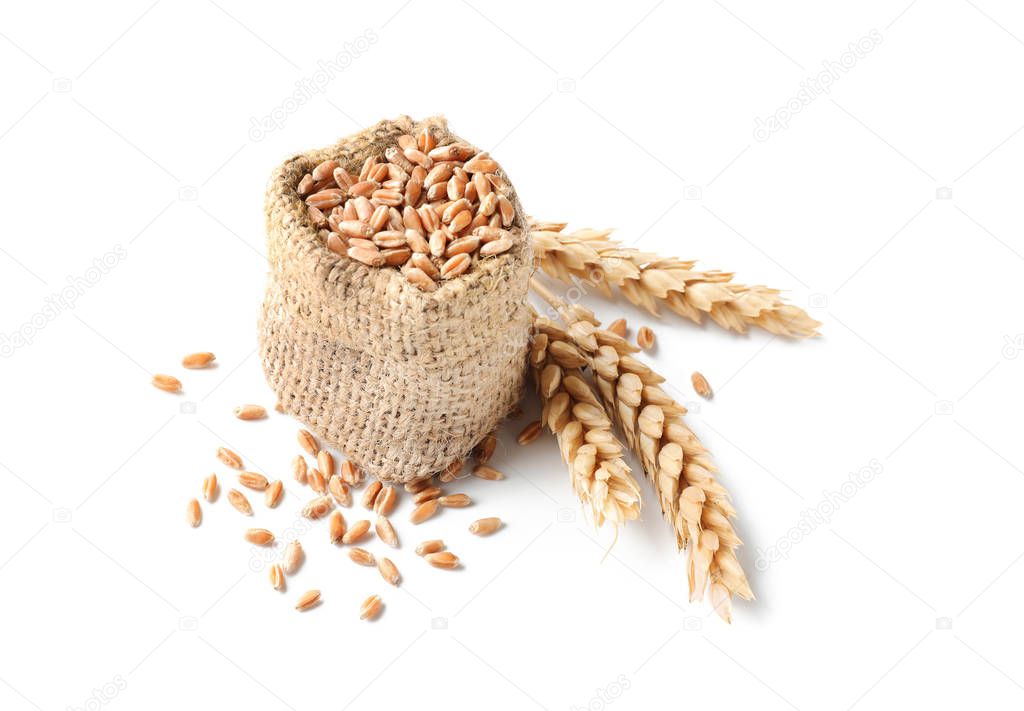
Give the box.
[259,116,533,483]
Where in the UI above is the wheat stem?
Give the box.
[530,219,821,338]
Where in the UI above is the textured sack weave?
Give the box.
[259,116,533,483]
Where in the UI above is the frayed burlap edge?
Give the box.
[259,115,532,483]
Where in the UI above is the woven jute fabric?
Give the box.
[259,115,533,483]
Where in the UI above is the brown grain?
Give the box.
[217,447,243,470]
[362,480,382,509]
[691,371,713,399]
[329,510,347,544]
[182,352,216,369]
[186,499,201,527]
[244,528,275,545]
[425,551,460,569]
[202,474,217,502]
[301,496,334,519]
[415,540,445,556]
[348,547,375,566]
[292,455,308,484]
[359,594,382,620]
[328,475,351,506]
[472,464,505,481]
[516,420,542,445]
[374,486,397,516]
[607,318,628,337]
[410,499,440,524]
[316,450,335,478]
[438,493,472,508]
[282,541,304,574]
[238,472,269,490]
[375,516,399,547]
[297,429,318,456]
[152,374,181,393]
[469,517,502,535]
[295,589,321,611]
[269,564,285,591]
[342,519,371,544]
[636,326,655,350]
[264,480,283,508]
[227,489,252,515]
[378,557,400,586]
[234,404,267,420]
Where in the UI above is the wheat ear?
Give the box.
[529,313,642,530]
[530,220,821,338]
[532,279,752,622]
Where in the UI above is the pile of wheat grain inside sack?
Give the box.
[251,113,821,622]
[259,115,532,485]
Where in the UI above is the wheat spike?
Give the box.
[530,219,820,338]
[532,279,752,621]
[529,313,641,531]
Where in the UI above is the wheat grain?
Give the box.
[299,131,522,285]
[301,496,334,519]
[340,460,362,485]
[342,519,371,544]
[182,352,215,368]
[202,474,217,502]
[349,547,376,566]
[378,557,400,586]
[245,528,275,545]
[691,371,713,399]
[425,551,460,569]
[297,429,318,456]
[360,594,383,620]
[152,374,181,393]
[227,489,252,515]
[234,404,267,420]
[375,516,399,547]
[328,475,351,506]
[410,499,440,524]
[469,517,502,535]
[307,468,326,494]
[216,447,243,470]
[362,480,383,509]
[416,540,445,556]
[437,494,471,508]
[374,486,397,516]
[269,564,285,591]
[472,464,505,481]
[329,511,347,544]
[295,589,321,611]
[636,326,655,351]
[292,455,308,484]
[264,480,283,508]
[530,220,820,338]
[316,451,335,478]
[186,499,201,527]
[516,420,542,445]
[413,486,442,504]
[238,472,268,490]
[282,541,304,574]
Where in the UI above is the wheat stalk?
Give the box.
[532,279,752,622]
[529,313,642,531]
[530,219,821,338]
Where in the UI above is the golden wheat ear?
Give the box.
[529,219,821,338]
[531,279,752,622]
[529,310,642,532]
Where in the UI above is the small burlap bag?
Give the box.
[259,116,533,483]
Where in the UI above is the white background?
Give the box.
[1,1,1023,709]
